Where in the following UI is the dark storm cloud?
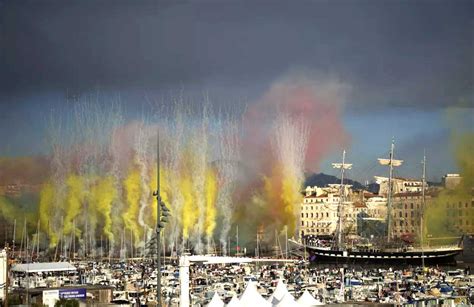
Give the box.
[0,0,472,107]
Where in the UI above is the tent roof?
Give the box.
[227,295,243,307]
[297,290,324,306]
[207,292,224,307]
[275,293,298,307]
[240,281,271,307]
[11,262,77,273]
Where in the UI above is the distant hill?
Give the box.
[304,172,366,190]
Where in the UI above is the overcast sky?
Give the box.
[1,0,472,106]
[0,0,472,181]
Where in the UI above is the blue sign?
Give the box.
[59,288,86,299]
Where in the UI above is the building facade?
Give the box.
[300,185,387,238]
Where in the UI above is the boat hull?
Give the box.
[289,240,463,264]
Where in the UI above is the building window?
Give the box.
[301,213,304,218]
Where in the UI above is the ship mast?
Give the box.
[332,150,352,249]
[421,151,426,267]
[378,139,403,243]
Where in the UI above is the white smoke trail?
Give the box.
[106,104,124,255]
[216,116,240,255]
[272,112,309,235]
[193,104,211,254]
[135,120,152,237]
[163,105,186,254]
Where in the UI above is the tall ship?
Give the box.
[289,140,463,263]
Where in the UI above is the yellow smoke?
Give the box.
[64,175,85,237]
[149,166,158,225]
[39,182,58,247]
[122,166,142,244]
[424,132,474,245]
[261,166,302,235]
[281,172,300,234]
[180,175,196,239]
[90,176,117,243]
[205,168,218,237]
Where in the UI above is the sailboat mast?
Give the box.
[421,152,426,267]
[332,150,352,249]
[378,139,403,244]
[236,225,239,256]
[12,219,16,253]
[338,151,345,248]
[387,142,395,243]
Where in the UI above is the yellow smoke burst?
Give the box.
[180,176,197,239]
[281,173,300,234]
[39,182,57,247]
[63,175,85,237]
[424,132,474,245]
[205,168,218,237]
[261,166,302,235]
[90,176,117,243]
[122,166,142,244]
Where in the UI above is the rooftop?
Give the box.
[11,262,77,273]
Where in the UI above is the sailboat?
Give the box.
[289,141,463,263]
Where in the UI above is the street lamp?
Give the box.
[152,131,171,307]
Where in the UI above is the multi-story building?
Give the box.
[391,191,431,240]
[300,185,386,238]
[300,186,340,238]
[444,193,474,235]
[375,176,423,196]
[442,174,462,190]
[365,195,388,220]
[300,173,473,243]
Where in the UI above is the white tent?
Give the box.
[226,295,243,307]
[268,279,289,305]
[275,292,299,307]
[207,292,225,307]
[11,262,77,273]
[270,280,299,307]
[297,290,324,306]
[240,281,272,307]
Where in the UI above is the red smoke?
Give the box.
[243,75,350,173]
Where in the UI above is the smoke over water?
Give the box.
[1,74,350,255]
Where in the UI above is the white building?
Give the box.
[300,185,353,238]
[375,176,423,196]
[300,185,388,238]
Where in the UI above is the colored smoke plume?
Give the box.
[237,74,349,241]
[424,112,474,245]
[0,156,50,185]
[1,77,349,254]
